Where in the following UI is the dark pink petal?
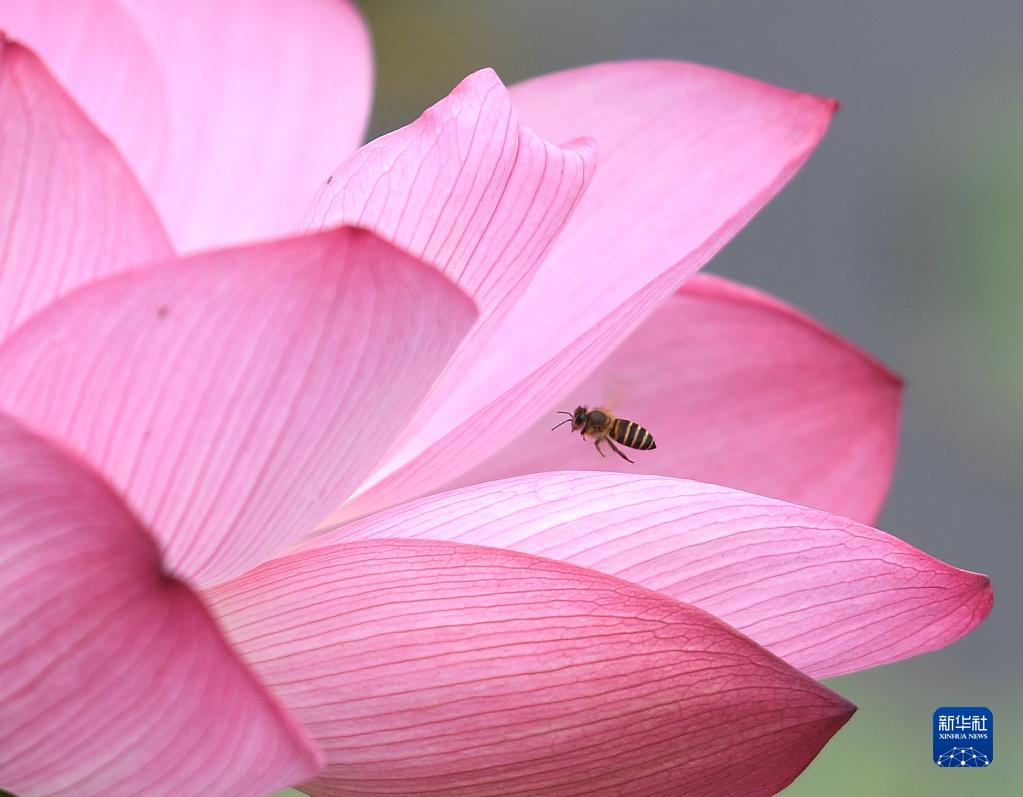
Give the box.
[0,38,171,340]
[323,473,992,678]
[0,410,320,796]
[209,538,854,797]
[0,228,475,586]
[337,61,837,522]
[453,274,902,523]
[0,0,373,250]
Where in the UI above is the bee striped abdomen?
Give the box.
[611,418,656,450]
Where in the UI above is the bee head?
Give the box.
[552,406,588,433]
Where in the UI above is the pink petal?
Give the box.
[0,410,320,796]
[0,0,373,250]
[337,61,837,522]
[209,538,854,797]
[0,38,171,341]
[0,228,475,586]
[306,68,595,315]
[305,68,595,448]
[322,472,993,679]
[451,274,902,523]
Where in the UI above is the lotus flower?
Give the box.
[0,3,992,797]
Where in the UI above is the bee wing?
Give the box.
[600,375,634,415]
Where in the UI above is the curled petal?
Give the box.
[0,0,374,250]
[0,38,171,340]
[0,228,476,586]
[323,472,993,678]
[209,538,855,797]
[306,68,596,458]
[455,274,903,523]
[0,410,320,797]
[307,68,595,316]
[340,61,837,521]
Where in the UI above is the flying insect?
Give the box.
[551,405,656,463]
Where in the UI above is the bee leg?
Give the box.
[605,437,634,464]
[593,438,606,458]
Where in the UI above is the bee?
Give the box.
[551,405,656,463]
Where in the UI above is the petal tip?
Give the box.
[413,66,511,135]
[462,65,506,91]
[837,695,859,722]
[683,273,905,392]
[213,537,863,796]
[870,352,905,391]
[816,681,857,725]
[970,572,995,622]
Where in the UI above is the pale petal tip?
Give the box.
[462,65,505,90]
[417,67,510,132]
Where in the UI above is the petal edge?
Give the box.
[0,227,476,586]
[210,537,855,797]
[0,410,321,797]
[323,472,992,678]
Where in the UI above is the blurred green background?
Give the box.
[284,2,1021,795]
[0,5,1014,797]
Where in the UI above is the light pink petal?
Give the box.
[322,472,992,679]
[453,274,902,523]
[0,1,169,183]
[209,538,854,797]
[306,68,595,314]
[0,410,320,796]
[0,38,171,341]
[305,68,595,446]
[0,228,475,586]
[0,0,373,250]
[338,61,837,522]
